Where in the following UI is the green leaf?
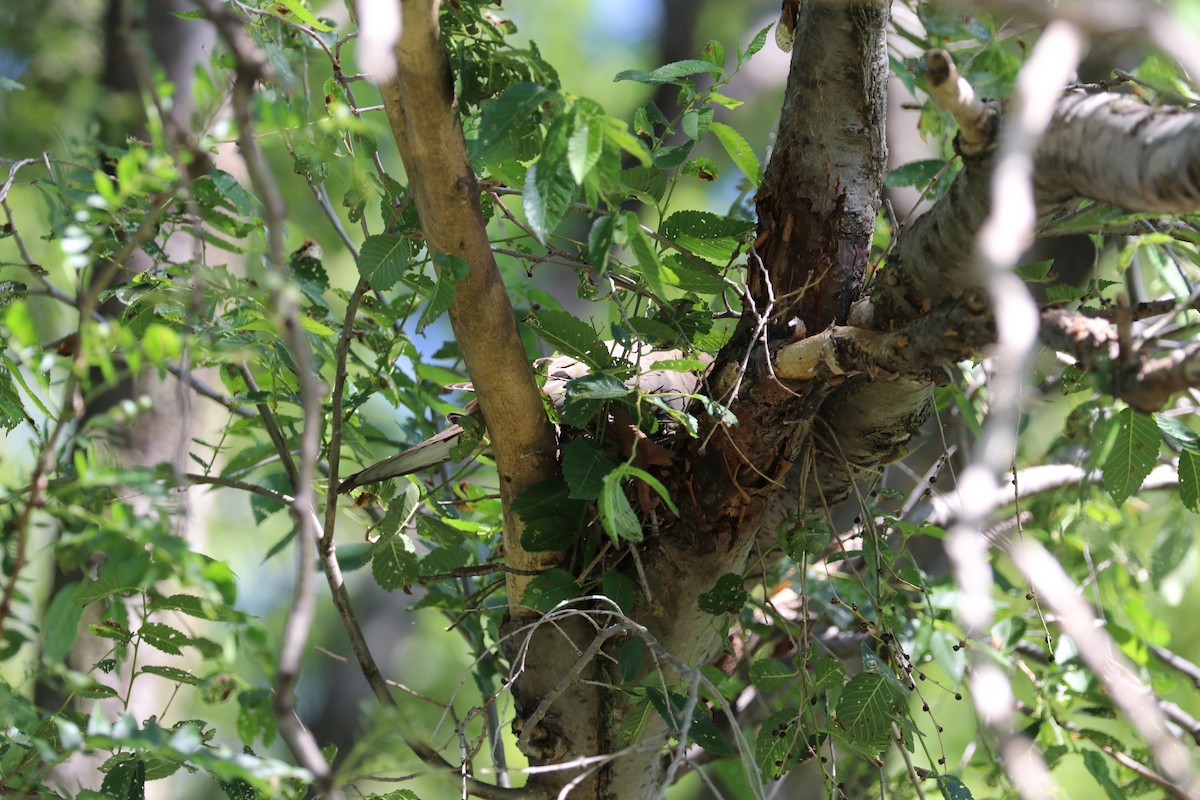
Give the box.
[1045,284,1087,303]
[76,569,139,605]
[524,159,575,242]
[740,24,773,64]
[937,774,974,800]
[1156,413,1200,450]
[613,60,724,86]
[599,471,642,544]
[140,666,201,686]
[624,212,671,300]
[619,465,678,515]
[148,594,247,623]
[701,40,725,67]
[601,572,635,613]
[42,582,84,664]
[660,210,754,264]
[756,709,821,781]
[140,622,190,656]
[562,439,619,500]
[418,252,470,332]
[272,0,333,31]
[588,215,617,274]
[567,119,604,184]
[1081,749,1125,800]
[884,158,947,188]
[237,688,276,748]
[644,688,733,756]
[621,166,668,202]
[601,116,653,167]
[100,756,145,800]
[1179,448,1200,512]
[5,299,36,347]
[513,478,587,551]
[1015,259,1055,283]
[476,83,556,165]
[681,107,714,141]
[1102,408,1160,506]
[836,672,906,752]
[357,235,410,291]
[709,122,761,187]
[749,658,798,692]
[521,568,579,612]
[698,573,748,615]
[370,528,419,592]
[527,309,609,368]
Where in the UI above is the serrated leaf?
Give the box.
[527,310,609,368]
[602,572,635,613]
[621,166,667,202]
[709,122,760,187]
[513,478,587,551]
[741,24,773,63]
[562,439,619,499]
[357,235,410,291]
[616,692,652,746]
[272,0,333,31]
[599,471,642,543]
[698,573,748,615]
[1156,413,1200,450]
[682,108,714,141]
[588,215,617,274]
[418,252,470,332]
[1179,448,1200,512]
[624,212,671,300]
[1081,749,1124,800]
[42,582,84,663]
[613,59,724,86]
[661,210,754,264]
[1102,408,1160,506]
[756,709,821,781]
[836,672,906,751]
[644,688,733,756]
[370,529,419,592]
[1015,259,1055,283]
[938,774,974,800]
[601,116,652,167]
[140,666,201,686]
[475,83,556,165]
[377,482,421,536]
[140,622,190,656]
[567,120,604,184]
[521,568,579,612]
[148,594,246,622]
[75,570,138,605]
[750,658,797,692]
[100,756,145,800]
[884,158,947,188]
[1045,284,1088,303]
[523,160,575,242]
[811,656,847,689]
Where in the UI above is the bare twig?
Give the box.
[192,0,333,790]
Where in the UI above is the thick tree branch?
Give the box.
[1036,91,1200,213]
[376,0,560,613]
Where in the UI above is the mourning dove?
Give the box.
[337,346,709,493]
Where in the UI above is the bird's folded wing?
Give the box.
[337,416,483,493]
[338,347,710,492]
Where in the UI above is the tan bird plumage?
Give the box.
[337,346,709,493]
